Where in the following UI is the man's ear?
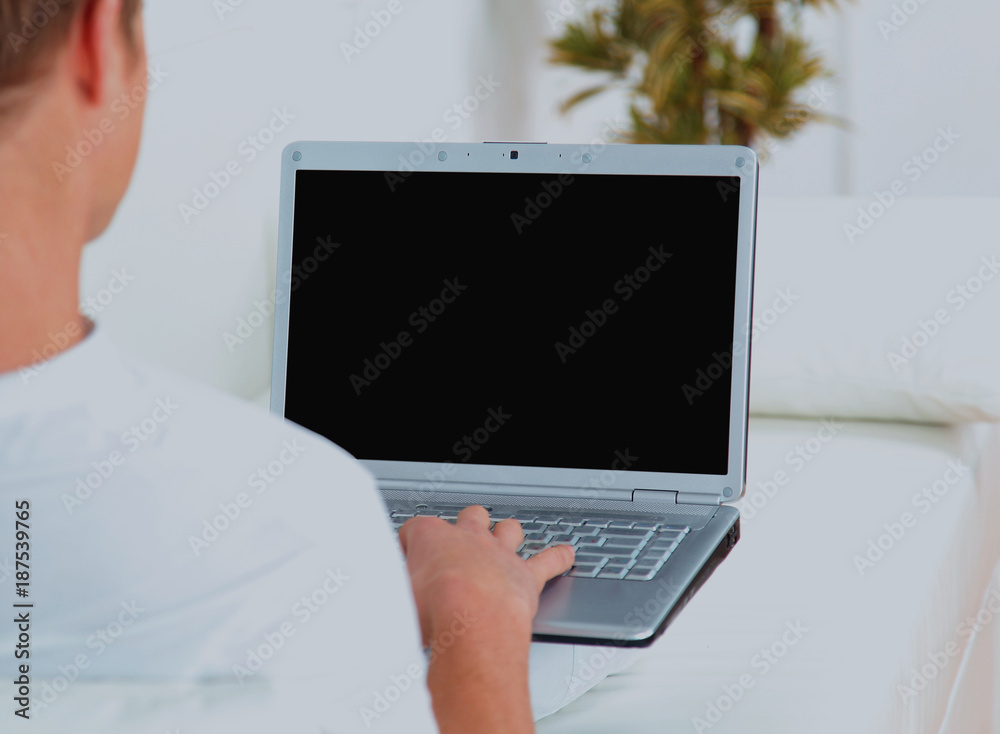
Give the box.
[71,0,126,108]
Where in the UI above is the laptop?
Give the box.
[270,141,757,647]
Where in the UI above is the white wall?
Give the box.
[84,0,1000,401]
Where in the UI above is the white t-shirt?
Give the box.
[0,326,637,732]
[0,326,439,732]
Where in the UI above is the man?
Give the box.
[0,1,587,731]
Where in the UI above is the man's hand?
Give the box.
[398,506,574,734]
[399,505,574,645]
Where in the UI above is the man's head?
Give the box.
[0,0,146,240]
[1,1,140,88]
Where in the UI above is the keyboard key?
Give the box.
[655,531,686,543]
[602,560,633,572]
[607,521,635,529]
[549,534,577,544]
[638,550,672,564]
[631,558,663,570]
[573,553,612,565]
[632,521,660,530]
[576,537,607,547]
[571,526,601,537]
[569,565,602,578]
[600,537,646,549]
[523,532,552,544]
[597,567,630,580]
[520,522,549,533]
[646,539,678,551]
[649,536,681,547]
[602,528,654,538]
[626,567,659,581]
[647,543,679,556]
[659,525,690,533]
[599,548,641,560]
[581,519,610,528]
[533,513,562,523]
[391,511,414,519]
[512,511,539,522]
[521,541,548,553]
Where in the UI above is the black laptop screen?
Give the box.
[283,169,741,476]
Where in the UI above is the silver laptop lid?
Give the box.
[271,142,757,504]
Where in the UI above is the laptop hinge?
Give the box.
[632,489,721,506]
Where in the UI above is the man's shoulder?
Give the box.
[115,344,371,485]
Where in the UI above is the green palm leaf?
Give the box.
[549,0,848,148]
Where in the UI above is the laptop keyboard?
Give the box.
[388,504,691,581]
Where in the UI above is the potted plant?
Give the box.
[550,0,845,149]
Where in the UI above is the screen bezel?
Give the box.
[270,142,757,503]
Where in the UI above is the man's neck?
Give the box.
[0,109,93,376]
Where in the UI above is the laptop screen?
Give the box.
[283,169,741,476]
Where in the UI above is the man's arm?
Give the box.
[399,506,574,734]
